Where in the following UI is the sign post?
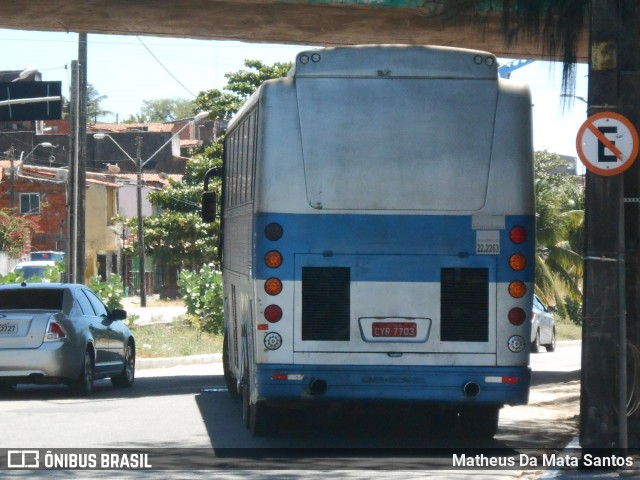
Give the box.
[577,111,639,176]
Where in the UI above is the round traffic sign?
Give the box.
[576,112,639,176]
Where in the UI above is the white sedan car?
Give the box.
[531,294,556,353]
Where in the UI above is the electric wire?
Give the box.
[136,36,196,98]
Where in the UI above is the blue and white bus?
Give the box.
[203,45,535,438]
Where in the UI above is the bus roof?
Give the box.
[290,45,498,80]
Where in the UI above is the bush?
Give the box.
[0,261,65,284]
[89,274,125,310]
[177,265,224,335]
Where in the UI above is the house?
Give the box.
[0,161,123,283]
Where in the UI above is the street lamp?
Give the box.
[8,142,55,212]
[22,141,55,162]
[93,112,210,307]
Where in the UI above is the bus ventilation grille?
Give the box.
[440,268,489,342]
[302,267,350,341]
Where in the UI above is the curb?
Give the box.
[137,353,222,370]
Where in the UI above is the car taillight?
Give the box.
[44,319,67,342]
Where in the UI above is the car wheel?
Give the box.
[531,330,540,353]
[223,332,239,397]
[73,350,94,395]
[111,341,136,388]
[545,328,556,352]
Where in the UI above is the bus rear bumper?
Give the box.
[255,364,530,406]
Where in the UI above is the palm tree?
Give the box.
[87,84,113,122]
[534,151,584,317]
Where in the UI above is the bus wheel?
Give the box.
[223,332,239,397]
[458,406,500,440]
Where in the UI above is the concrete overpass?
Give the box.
[0,0,588,61]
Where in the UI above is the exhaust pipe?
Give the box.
[308,379,328,395]
[462,381,481,398]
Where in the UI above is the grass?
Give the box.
[131,320,223,358]
[556,318,582,341]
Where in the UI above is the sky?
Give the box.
[0,28,589,163]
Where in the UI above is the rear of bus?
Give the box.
[249,46,534,434]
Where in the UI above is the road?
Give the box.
[0,342,581,478]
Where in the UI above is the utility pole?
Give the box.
[77,33,87,282]
[135,135,147,307]
[580,0,640,449]
[66,34,88,284]
[7,146,16,213]
[67,60,78,283]
[619,1,640,447]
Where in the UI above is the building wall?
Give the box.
[0,172,67,252]
[85,183,119,280]
[118,184,153,218]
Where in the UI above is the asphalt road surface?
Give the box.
[0,342,582,479]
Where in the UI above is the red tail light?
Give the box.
[264,223,283,241]
[509,226,527,244]
[264,305,283,323]
[44,320,67,342]
[508,307,526,326]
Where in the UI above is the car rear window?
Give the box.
[0,289,64,310]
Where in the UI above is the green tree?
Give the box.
[120,142,222,272]
[534,151,584,318]
[192,89,241,121]
[136,98,197,122]
[194,60,292,120]
[224,59,292,99]
[87,84,113,122]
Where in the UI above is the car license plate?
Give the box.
[372,322,417,338]
[0,321,18,335]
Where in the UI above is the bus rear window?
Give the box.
[297,78,498,211]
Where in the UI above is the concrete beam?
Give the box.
[0,0,588,61]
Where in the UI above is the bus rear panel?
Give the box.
[221,45,534,436]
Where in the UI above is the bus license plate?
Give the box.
[372,322,417,338]
[0,321,18,336]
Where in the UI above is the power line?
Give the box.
[136,36,196,98]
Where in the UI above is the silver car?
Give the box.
[0,283,135,394]
[531,294,556,353]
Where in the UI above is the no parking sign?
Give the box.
[576,112,639,176]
